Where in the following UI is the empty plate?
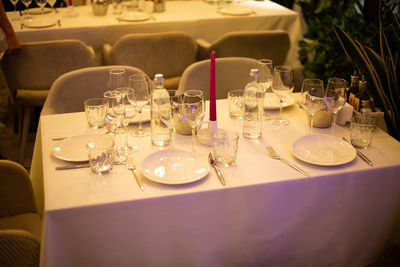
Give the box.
[292,134,356,166]
[23,18,57,28]
[116,12,151,22]
[141,149,210,184]
[52,134,113,162]
[29,7,52,15]
[264,93,295,109]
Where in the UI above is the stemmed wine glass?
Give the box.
[35,0,48,16]
[325,77,347,136]
[271,65,294,126]
[10,0,19,20]
[257,59,273,120]
[182,90,205,152]
[107,68,127,91]
[117,87,137,154]
[300,79,326,133]
[21,0,33,20]
[47,0,56,13]
[104,89,127,162]
[129,73,151,137]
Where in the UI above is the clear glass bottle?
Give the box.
[150,74,171,146]
[243,69,263,139]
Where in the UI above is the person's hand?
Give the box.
[6,35,22,54]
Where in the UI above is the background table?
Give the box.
[30,99,400,266]
[7,1,303,66]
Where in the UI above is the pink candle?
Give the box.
[210,51,216,121]
[68,0,73,6]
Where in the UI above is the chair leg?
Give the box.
[19,107,32,164]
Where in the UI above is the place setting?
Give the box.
[19,0,60,29]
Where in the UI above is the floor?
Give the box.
[0,88,399,265]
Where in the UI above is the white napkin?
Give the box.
[336,103,353,125]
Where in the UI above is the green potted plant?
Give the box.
[333,9,399,141]
[297,0,397,82]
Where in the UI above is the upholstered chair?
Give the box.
[103,32,197,90]
[178,57,259,100]
[41,65,147,115]
[1,39,95,163]
[196,30,290,66]
[0,160,41,266]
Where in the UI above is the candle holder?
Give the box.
[197,120,218,146]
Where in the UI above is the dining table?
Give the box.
[6,0,303,66]
[30,97,400,266]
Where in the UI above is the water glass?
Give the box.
[87,138,115,175]
[272,65,294,126]
[84,98,108,129]
[351,115,375,149]
[212,130,239,167]
[228,90,244,119]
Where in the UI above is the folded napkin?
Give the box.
[336,103,354,125]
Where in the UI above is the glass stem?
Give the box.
[331,113,337,136]
[124,124,129,148]
[138,109,143,132]
[191,127,196,152]
[279,99,283,119]
[309,114,313,134]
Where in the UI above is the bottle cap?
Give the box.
[154,74,164,82]
[250,69,259,76]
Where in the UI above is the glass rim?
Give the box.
[109,68,126,75]
[274,65,292,72]
[258,59,273,65]
[84,97,108,106]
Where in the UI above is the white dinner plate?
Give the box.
[218,5,253,16]
[140,149,210,185]
[52,134,113,162]
[264,93,295,109]
[29,7,52,15]
[116,12,151,22]
[23,18,57,28]
[292,134,356,166]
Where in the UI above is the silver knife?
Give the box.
[56,163,90,170]
[342,137,373,166]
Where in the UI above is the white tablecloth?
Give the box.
[8,1,303,66]
[30,99,400,266]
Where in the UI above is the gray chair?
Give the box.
[103,32,197,90]
[1,39,95,163]
[0,160,41,267]
[42,65,147,115]
[196,30,290,66]
[178,57,259,100]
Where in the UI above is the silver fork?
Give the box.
[126,159,144,191]
[266,145,310,176]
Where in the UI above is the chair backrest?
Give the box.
[104,32,197,80]
[178,57,259,100]
[209,30,290,66]
[0,160,37,218]
[41,65,147,115]
[1,39,95,100]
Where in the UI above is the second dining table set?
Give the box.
[49,54,378,191]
